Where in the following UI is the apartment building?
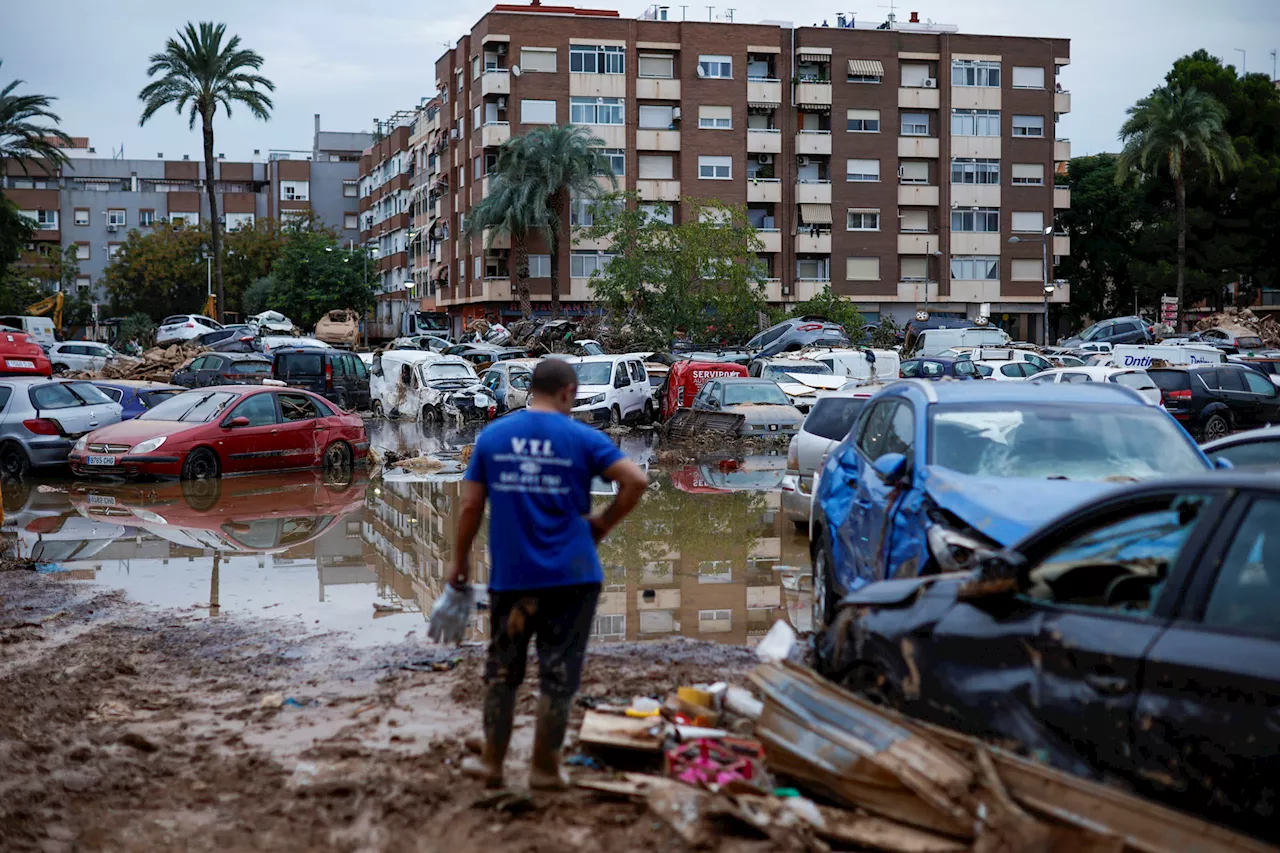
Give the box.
[358,112,418,337]
[267,114,373,246]
[430,2,1072,341]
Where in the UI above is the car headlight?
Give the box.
[132,436,167,454]
[73,435,89,453]
[926,518,998,573]
[587,393,606,405]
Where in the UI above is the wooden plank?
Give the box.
[578,710,663,752]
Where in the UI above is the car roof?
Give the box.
[1038,366,1136,378]
[892,378,1149,406]
[824,383,889,399]
[1200,424,1280,451]
[720,377,778,384]
[272,346,340,355]
[91,379,183,389]
[0,377,78,387]
[221,352,271,361]
[905,355,962,364]
[565,354,635,364]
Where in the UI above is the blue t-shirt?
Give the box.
[464,409,625,592]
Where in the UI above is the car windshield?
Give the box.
[573,362,614,386]
[928,403,1207,480]
[1112,371,1156,391]
[1237,336,1264,350]
[764,363,831,378]
[66,382,116,404]
[1078,323,1103,341]
[275,353,322,376]
[804,397,868,441]
[1205,439,1280,470]
[139,391,239,423]
[233,361,271,374]
[579,342,605,356]
[724,382,789,406]
[424,363,475,381]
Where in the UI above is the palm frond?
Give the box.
[0,60,73,173]
[138,20,274,128]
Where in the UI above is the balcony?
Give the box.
[898,233,939,254]
[795,81,832,107]
[482,277,512,301]
[1053,235,1071,256]
[756,229,781,253]
[951,136,1001,159]
[896,280,938,303]
[795,181,831,204]
[637,179,680,202]
[795,130,831,156]
[635,129,680,151]
[791,279,827,301]
[898,184,939,206]
[761,278,785,302]
[951,233,1001,255]
[950,281,1003,303]
[898,87,940,110]
[747,129,781,154]
[1054,138,1071,161]
[636,77,680,100]
[951,184,1001,207]
[747,178,781,203]
[570,73,626,98]
[481,69,509,96]
[746,78,782,105]
[481,121,510,147]
[1055,91,1071,114]
[483,228,510,250]
[1054,186,1071,208]
[795,232,831,253]
[898,136,939,158]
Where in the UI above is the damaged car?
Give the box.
[818,473,1280,844]
[369,350,495,424]
[809,381,1214,633]
[746,358,845,413]
[691,377,804,437]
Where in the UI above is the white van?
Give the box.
[800,348,901,384]
[0,315,56,348]
[1110,343,1226,369]
[911,327,1011,357]
[566,355,651,425]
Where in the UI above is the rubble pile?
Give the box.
[65,343,209,383]
[1193,308,1280,347]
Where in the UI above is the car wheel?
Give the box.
[323,441,353,470]
[643,399,655,424]
[180,476,222,512]
[371,400,384,418]
[0,441,31,479]
[811,536,836,637]
[1202,413,1230,441]
[180,447,220,481]
[610,406,621,426]
[53,363,69,374]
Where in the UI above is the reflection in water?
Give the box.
[0,421,814,646]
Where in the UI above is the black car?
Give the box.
[820,473,1280,842]
[171,353,272,388]
[207,333,263,353]
[746,316,851,358]
[270,347,370,410]
[1149,364,1280,441]
[1058,315,1154,349]
[898,356,982,380]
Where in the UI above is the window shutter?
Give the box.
[846,257,880,281]
[639,105,674,128]
[638,155,674,179]
[900,161,929,181]
[520,48,557,73]
[1011,211,1045,233]
[638,54,674,78]
[1011,259,1042,281]
[1012,163,1044,182]
[1011,66,1045,89]
[900,210,929,231]
[900,257,928,279]
[846,108,879,121]
[699,105,732,122]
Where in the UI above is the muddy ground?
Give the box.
[0,565,769,853]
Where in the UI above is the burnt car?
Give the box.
[819,473,1280,843]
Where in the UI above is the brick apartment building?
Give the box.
[422,1,1072,341]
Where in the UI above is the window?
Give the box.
[638,53,675,78]
[698,609,732,634]
[846,158,880,182]
[343,182,358,197]
[107,243,123,259]
[279,392,321,422]
[473,105,482,129]
[1012,163,1045,186]
[899,161,929,184]
[570,251,615,278]
[471,55,481,79]
[901,63,931,87]
[474,255,483,280]
[344,213,358,229]
[639,155,674,180]
[846,109,880,133]
[698,105,732,129]
[796,258,828,280]
[639,203,673,224]
[900,113,929,136]
[519,47,557,73]
[698,54,732,79]
[138,209,155,227]
[638,104,675,128]
[75,242,90,260]
[1011,258,1043,281]
[1202,498,1280,637]
[950,158,1000,185]
[280,180,310,201]
[571,196,621,227]
[73,209,89,226]
[25,209,58,229]
[846,209,879,230]
[228,393,279,427]
[570,97,624,125]
[846,257,880,281]
[900,210,929,232]
[225,212,254,231]
[1013,115,1045,137]
[528,254,550,278]
[1243,371,1277,396]
[951,208,1000,232]
[698,155,731,180]
[569,44,624,74]
[847,59,883,83]
[1012,66,1046,89]
[520,99,557,124]
[951,255,999,280]
[952,109,1001,137]
[952,59,1001,87]
[75,275,91,291]
[595,148,624,176]
[900,257,928,281]
[473,155,483,180]
[1011,211,1045,233]
[858,400,914,461]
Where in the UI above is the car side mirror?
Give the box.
[872,452,908,485]
[226,416,250,428]
[956,549,1027,601]
[1214,457,1234,470]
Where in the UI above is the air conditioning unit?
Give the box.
[757,154,773,165]
[450,128,459,140]
[496,43,507,55]
[106,224,118,233]
[923,77,937,88]
[497,96,506,109]
[782,285,791,296]
[797,155,810,167]
[672,107,682,121]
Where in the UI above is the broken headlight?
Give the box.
[926,514,999,574]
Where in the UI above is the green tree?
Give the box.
[103,221,208,318]
[241,275,277,317]
[115,312,156,349]
[0,60,73,174]
[584,195,768,348]
[0,193,35,285]
[1117,85,1240,328]
[139,22,275,325]
[464,151,551,318]
[780,285,866,342]
[265,230,374,328]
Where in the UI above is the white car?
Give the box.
[48,341,125,374]
[566,355,652,425]
[369,350,495,422]
[974,360,1043,380]
[260,335,332,355]
[247,310,295,335]
[1028,366,1163,406]
[156,314,222,346]
[952,346,1056,372]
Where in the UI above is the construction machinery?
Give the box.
[26,291,64,333]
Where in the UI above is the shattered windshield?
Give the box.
[724,382,789,406]
[764,363,831,379]
[573,362,614,386]
[422,363,475,381]
[927,403,1207,480]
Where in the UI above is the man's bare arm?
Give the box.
[589,458,647,541]
[450,480,487,588]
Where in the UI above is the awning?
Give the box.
[748,102,780,110]
[799,204,832,224]
[796,103,831,112]
[797,51,831,63]
[848,59,884,77]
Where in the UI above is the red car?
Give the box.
[67,386,369,480]
[0,327,53,378]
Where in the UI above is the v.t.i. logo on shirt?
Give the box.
[511,437,555,457]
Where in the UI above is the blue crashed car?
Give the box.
[809,380,1215,631]
[89,380,184,420]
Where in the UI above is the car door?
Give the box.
[1238,366,1280,426]
[610,361,631,414]
[345,354,371,408]
[1213,366,1258,425]
[275,392,324,469]
[1134,492,1280,837]
[848,399,916,584]
[29,382,114,436]
[693,381,718,411]
[215,391,282,473]
[197,355,227,387]
[627,360,647,415]
[509,368,532,409]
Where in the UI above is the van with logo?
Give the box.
[1110,343,1226,369]
[0,315,57,348]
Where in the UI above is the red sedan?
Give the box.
[0,328,53,377]
[67,386,369,480]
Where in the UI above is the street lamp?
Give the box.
[1009,225,1054,345]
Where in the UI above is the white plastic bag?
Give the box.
[427,585,475,645]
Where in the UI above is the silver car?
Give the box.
[0,378,123,477]
[691,378,804,436]
[781,386,882,531]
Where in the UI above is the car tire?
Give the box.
[180,447,220,481]
[643,399,655,424]
[53,363,69,374]
[610,406,621,426]
[0,441,31,479]
[323,441,353,470]
[335,390,348,410]
[811,534,837,638]
[371,400,384,418]
[1202,413,1230,441]
[422,404,442,425]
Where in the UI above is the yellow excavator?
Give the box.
[202,293,217,319]
[25,291,64,334]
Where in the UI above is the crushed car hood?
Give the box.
[779,373,845,391]
[920,467,1117,546]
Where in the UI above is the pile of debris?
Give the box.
[1193,308,1280,348]
[65,343,208,383]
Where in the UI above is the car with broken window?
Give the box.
[659,359,749,421]
[691,377,803,437]
[478,360,534,415]
[747,358,845,412]
[818,473,1280,843]
[808,381,1214,635]
[368,350,495,423]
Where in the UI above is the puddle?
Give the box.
[0,419,815,646]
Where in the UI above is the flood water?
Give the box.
[1,420,815,647]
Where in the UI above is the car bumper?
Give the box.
[780,475,811,524]
[740,424,799,436]
[28,437,75,469]
[571,405,612,425]
[68,451,184,479]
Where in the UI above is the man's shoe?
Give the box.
[461,755,505,789]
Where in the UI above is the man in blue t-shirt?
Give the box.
[452,358,647,790]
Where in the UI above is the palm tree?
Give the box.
[0,61,73,175]
[516,125,616,318]
[465,145,552,318]
[1116,85,1239,330]
[139,23,274,324]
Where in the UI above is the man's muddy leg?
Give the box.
[529,585,599,791]
[463,594,536,787]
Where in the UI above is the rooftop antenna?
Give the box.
[877,0,897,26]
[1271,48,1277,81]
[724,7,734,21]
[680,4,687,18]
[1235,48,1246,75]
[706,5,714,20]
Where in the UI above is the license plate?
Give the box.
[6,360,35,369]
[769,424,779,431]
[87,455,116,466]
[87,494,117,506]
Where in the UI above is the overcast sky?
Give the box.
[3,0,1277,161]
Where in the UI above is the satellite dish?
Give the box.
[511,65,521,76]
[696,66,707,78]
